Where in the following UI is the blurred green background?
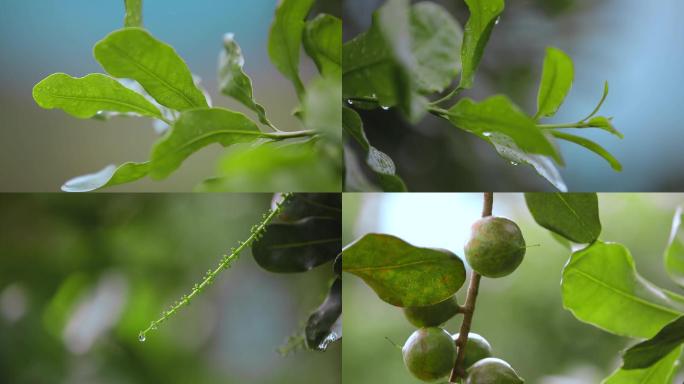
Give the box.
[342,193,684,383]
[0,194,340,384]
[344,0,684,191]
[0,0,340,192]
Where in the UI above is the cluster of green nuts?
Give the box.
[400,216,526,383]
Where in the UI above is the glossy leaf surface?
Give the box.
[305,278,341,351]
[94,28,208,111]
[525,193,601,243]
[459,0,505,89]
[61,162,149,192]
[342,233,466,307]
[562,242,684,338]
[603,346,682,384]
[551,131,622,171]
[535,47,574,119]
[664,206,684,287]
[33,73,161,119]
[303,14,342,78]
[622,316,684,370]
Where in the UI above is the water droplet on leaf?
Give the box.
[138,332,146,342]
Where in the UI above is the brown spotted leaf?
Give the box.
[342,233,466,307]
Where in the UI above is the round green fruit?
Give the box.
[452,332,492,369]
[466,358,524,384]
[402,327,457,382]
[403,296,460,327]
[465,216,525,278]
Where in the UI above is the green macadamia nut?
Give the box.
[465,216,525,278]
[403,295,461,327]
[452,332,492,369]
[466,357,524,384]
[402,327,457,382]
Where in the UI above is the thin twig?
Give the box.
[449,192,492,382]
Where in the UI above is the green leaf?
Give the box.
[150,108,263,179]
[277,193,341,222]
[343,107,407,191]
[524,192,600,243]
[303,76,342,144]
[305,277,341,351]
[459,0,505,89]
[446,95,560,160]
[487,132,567,191]
[562,241,684,338]
[33,73,162,119]
[123,0,143,28]
[197,139,341,192]
[622,316,684,370]
[409,2,463,93]
[587,116,623,139]
[267,0,314,99]
[342,0,427,122]
[535,47,574,119]
[664,207,684,288]
[603,345,682,384]
[61,162,149,192]
[303,14,342,78]
[94,28,208,111]
[342,233,466,307]
[551,131,622,171]
[218,34,273,128]
[252,217,341,273]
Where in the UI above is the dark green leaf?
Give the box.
[305,278,341,351]
[562,241,684,338]
[343,107,407,192]
[587,116,623,138]
[459,0,505,89]
[535,47,574,119]
[303,14,341,78]
[197,139,341,192]
[446,95,560,161]
[487,132,567,191]
[123,0,143,28]
[61,162,149,192]
[664,206,684,287]
[622,316,684,370]
[94,28,208,111]
[218,34,273,128]
[252,217,341,273]
[342,233,466,307]
[524,192,600,243]
[604,346,682,384]
[150,108,263,179]
[551,131,622,171]
[276,193,341,222]
[33,73,161,119]
[268,0,314,98]
[409,2,463,93]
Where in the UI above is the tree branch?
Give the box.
[449,192,492,382]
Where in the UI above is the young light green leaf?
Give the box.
[604,346,682,384]
[218,33,273,128]
[551,131,622,171]
[94,28,208,111]
[535,47,574,119]
[303,14,341,78]
[409,2,463,93]
[459,0,505,89]
[343,106,407,191]
[524,193,600,243]
[587,116,623,138]
[342,233,466,307]
[562,241,684,338]
[123,0,143,28]
[303,76,342,144]
[664,206,684,288]
[33,73,162,119]
[446,95,560,161]
[268,0,315,99]
[622,316,684,370]
[61,161,150,192]
[487,133,567,191]
[150,108,264,179]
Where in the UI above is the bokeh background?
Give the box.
[342,193,684,383]
[0,194,340,383]
[344,0,684,191]
[0,0,340,192]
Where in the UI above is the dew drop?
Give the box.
[495,17,501,25]
[381,106,390,110]
[483,132,492,137]
[346,100,354,105]
[138,332,146,342]
[510,161,519,166]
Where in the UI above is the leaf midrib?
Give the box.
[267,237,340,250]
[346,259,444,273]
[43,93,159,117]
[554,192,594,240]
